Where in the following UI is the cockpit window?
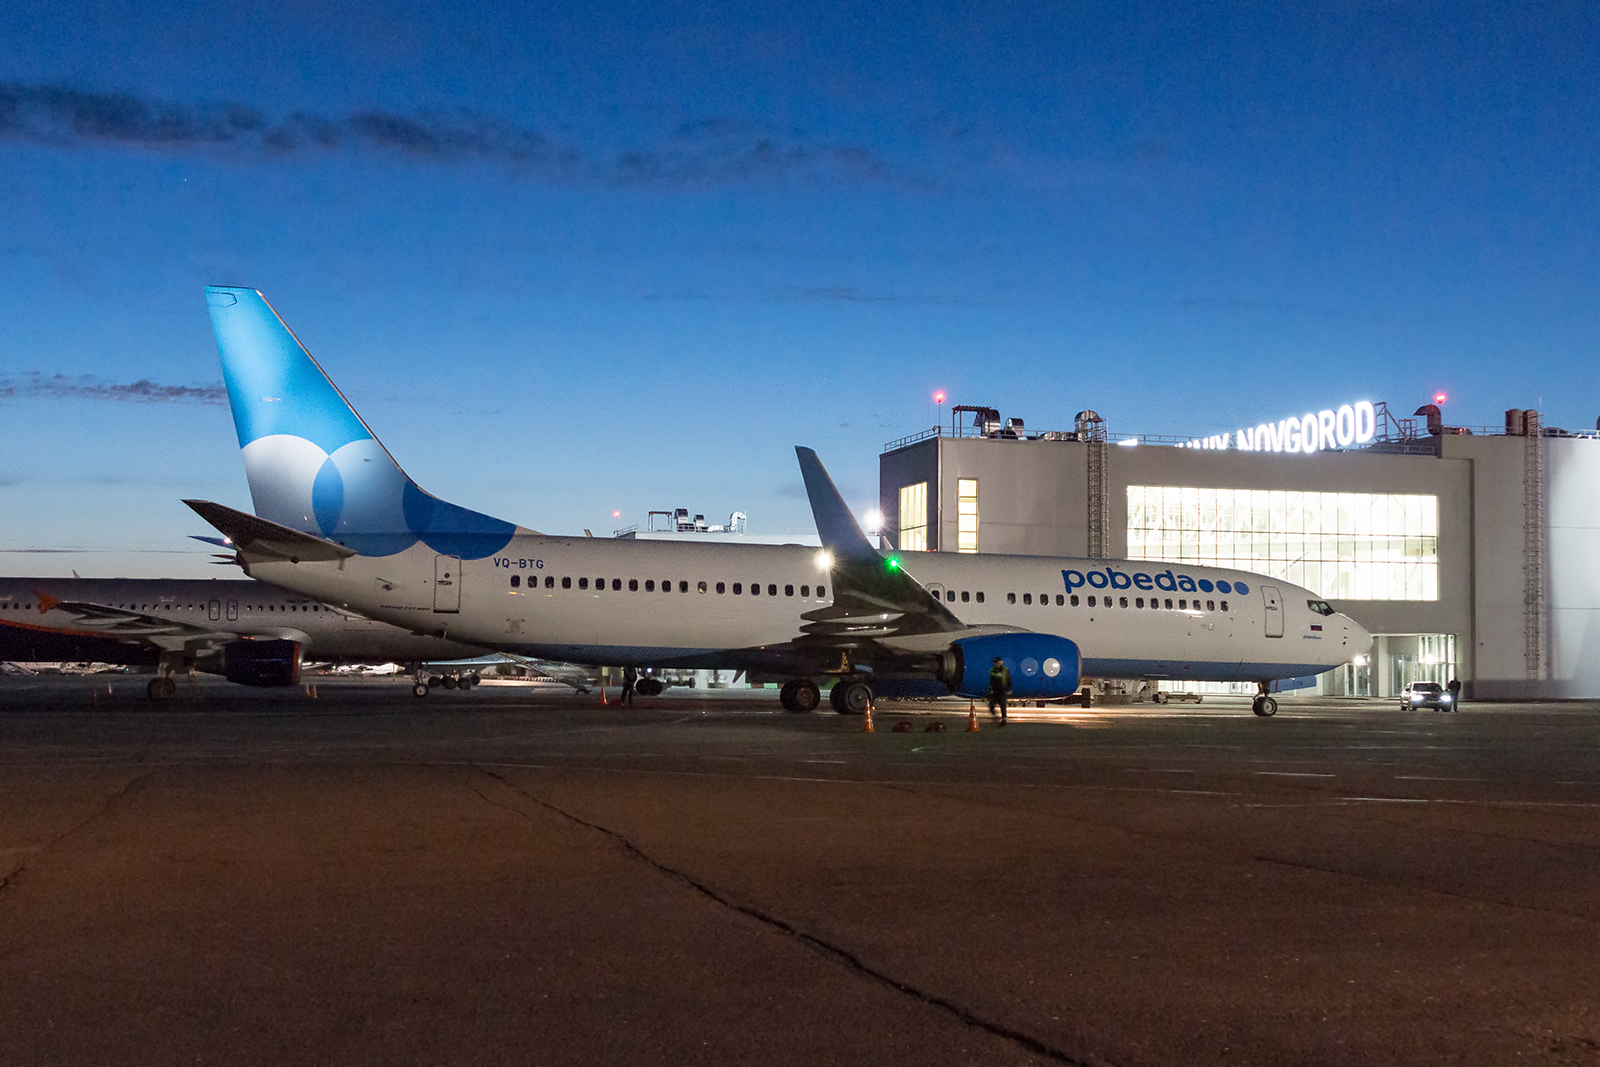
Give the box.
[1307,599,1335,616]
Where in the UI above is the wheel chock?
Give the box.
[892,720,914,733]
[925,721,947,733]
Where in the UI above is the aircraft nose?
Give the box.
[1347,615,1373,656]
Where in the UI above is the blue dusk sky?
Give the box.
[2,1,1596,577]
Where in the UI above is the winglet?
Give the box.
[795,446,879,563]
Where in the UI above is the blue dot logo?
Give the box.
[1198,579,1214,593]
[1216,580,1232,594]
[1234,581,1250,596]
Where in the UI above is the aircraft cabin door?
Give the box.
[1262,585,1283,638]
[434,555,461,613]
[926,583,946,605]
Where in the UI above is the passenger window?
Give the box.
[1220,600,1229,612]
[960,590,969,603]
[946,590,955,602]
[716,582,725,594]
[817,585,826,598]
[545,576,554,588]
[613,579,622,591]
[975,591,985,603]
[1178,598,1186,609]
[785,585,794,597]
[1136,597,1144,608]
[1007,593,1016,604]
[698,581,707,593]
[733,583,742,594]
[1119,597,1129,608]
[1165,598,1173,609]
[1055,594,1063,606]
[1070,595,1079,606]
[751,583,761,596]
[767,584,777,596]
[1207,600,1216,611]
[629,579,638,591]
[679,581,689,593]
[1023,593,1032,605]
[645,580,655,592]
[800,585,810,597]
[510,575,520,588]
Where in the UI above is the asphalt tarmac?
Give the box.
[2,676,1598,1066]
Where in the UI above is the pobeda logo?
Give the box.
[1062,568,1250,597]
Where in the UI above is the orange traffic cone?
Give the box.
[967,705,979,732]
[601,684,609,706]
[862,701,875,733]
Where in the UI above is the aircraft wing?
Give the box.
[794,447,968,647]
[30,594,239,652]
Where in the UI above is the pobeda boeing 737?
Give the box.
[187,287,1372,717]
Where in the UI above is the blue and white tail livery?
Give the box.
[206,286,517,560]
[191,287,1371,714]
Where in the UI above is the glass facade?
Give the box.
[899,482,928,552]
[1126,487,1439,600]
[957,478,979,553]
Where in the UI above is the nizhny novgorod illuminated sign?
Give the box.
[1185,401,1377,453]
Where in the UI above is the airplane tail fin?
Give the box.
[204,286,515,559]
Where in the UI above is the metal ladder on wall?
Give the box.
[1078,411,1110,558]
[1523,411,1545,681]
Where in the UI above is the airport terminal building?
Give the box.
[879,404,1600,700]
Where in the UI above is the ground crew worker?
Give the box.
[621,665,638,706]
[1447,676,1461,712]
[988,657,1012,724]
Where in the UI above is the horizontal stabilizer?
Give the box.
[183,500,357,562]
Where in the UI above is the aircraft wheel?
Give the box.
[1152,691,1169,705]
[467,672,482,687]
[792,679,821,713]
[147,677,175,700]
[413,683,429,698]
[834,680,872,716]
[1252,696,1278,717]
[778,680,799,711]
[442,675,458,690]
[428,675,442,688]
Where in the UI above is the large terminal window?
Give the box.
[957,478,979,554]
[899,482,929,552]
[1126,487,1439,600]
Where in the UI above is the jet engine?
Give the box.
[222,639,302,687]
[936,633,1081,698]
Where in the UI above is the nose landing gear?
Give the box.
[1251,681,1278,717]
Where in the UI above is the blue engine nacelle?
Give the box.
[222,639,302,687]
[940,633,1081,698]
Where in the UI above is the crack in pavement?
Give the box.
[470,765,1110,1067]
[0,765,159,899]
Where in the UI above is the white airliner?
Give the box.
[0,577,488,698]
[186,286,1372,717]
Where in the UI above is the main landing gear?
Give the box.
[146,676,178,700]
[412,669,483,697]
[778,678,822,713]
[828,679,873,716]
[1251,680,1278,717]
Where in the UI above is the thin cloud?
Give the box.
[0,82,905,190]
[0,373,228,404]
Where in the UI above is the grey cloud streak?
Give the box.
[0,82,906,189]
[0,373,228,404]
